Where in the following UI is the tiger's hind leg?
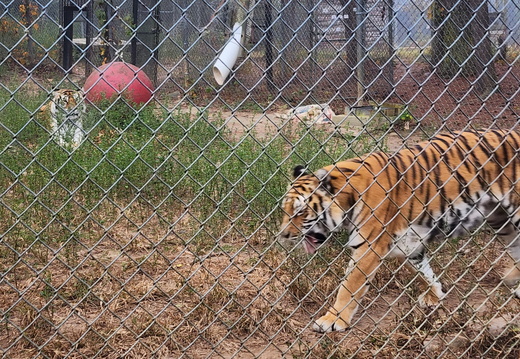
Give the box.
[403,250,445,307]
[503,233,520,298]
[488,221,520,297]
[488,210,520,297]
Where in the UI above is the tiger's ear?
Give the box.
[315,169,335,193]
[293,165,308,178]
[315,169,330,182]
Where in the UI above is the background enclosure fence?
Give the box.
[2,0,520,357]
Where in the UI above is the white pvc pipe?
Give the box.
[213,23,243,86]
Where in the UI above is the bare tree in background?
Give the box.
[431,0,496,96]
[340,0,357,71]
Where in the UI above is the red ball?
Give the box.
[83,62,154,104]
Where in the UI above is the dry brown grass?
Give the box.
[2,195,520,358]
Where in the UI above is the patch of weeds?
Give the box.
[62,276,97,304]
[237,101,263,112]
[1,86,380,259]
[88,98,156,131]
[291,335,356,359]
[39,271,56,301]
[390,300,438,342]
[14,302,55,349]
[185,282,233,327]
[468,325,520,358]
[278,239,349,305]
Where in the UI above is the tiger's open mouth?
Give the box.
[303,235,324,254]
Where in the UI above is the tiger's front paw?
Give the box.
[312,313,349,333]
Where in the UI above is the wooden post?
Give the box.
[131,0,160,85]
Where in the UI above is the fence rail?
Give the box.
[1,0,520,358]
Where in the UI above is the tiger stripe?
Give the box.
[278,129,520,333]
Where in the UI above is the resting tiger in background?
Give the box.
[279,130,520,333]
[40,89,86,147]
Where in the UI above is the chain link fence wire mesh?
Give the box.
[2,0,520,357]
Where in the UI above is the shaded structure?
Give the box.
[59,0,159,83]
[60,0,94,73]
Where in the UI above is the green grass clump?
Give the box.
[0,89,377,255]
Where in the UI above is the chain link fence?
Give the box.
[2,0,520,357]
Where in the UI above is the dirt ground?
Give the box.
[2,60,520,358]
[3,225,519,358]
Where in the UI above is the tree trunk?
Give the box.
[469,0,496,96]
[279,0,299,84]
[133,0,160,85]
[431,0,496,95]
[340,0,357,72]
[97,0,112,65]
[22,0,36,68]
